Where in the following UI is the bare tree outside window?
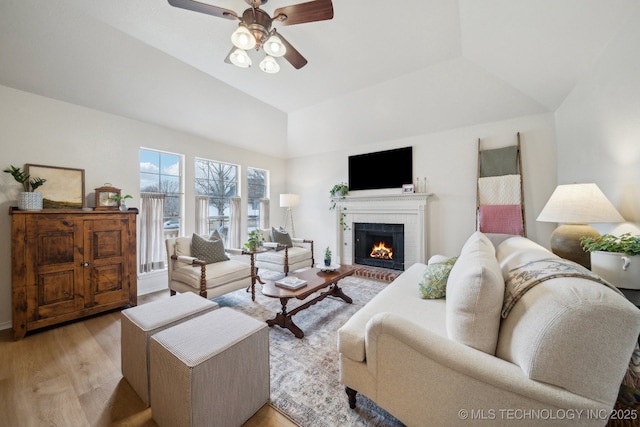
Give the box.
[195,158,239,243]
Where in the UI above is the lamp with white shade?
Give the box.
[536,183,624,269]
[280,193,300,237]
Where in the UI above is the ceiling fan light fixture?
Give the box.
[230,48,252,68]
[259,55,280,74]
[231,25,256,50]
[263,35,286,57]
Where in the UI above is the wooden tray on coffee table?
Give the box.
[261,265,355,338]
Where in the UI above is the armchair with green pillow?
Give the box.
[166,231,256,300]
[255,227,314,276]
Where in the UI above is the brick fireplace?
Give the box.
[333,193,431,270]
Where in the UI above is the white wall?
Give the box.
[286,113,557,262]
[555,5,640,234]
[0,85,287,331]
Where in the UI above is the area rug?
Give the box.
[212,271,405,427]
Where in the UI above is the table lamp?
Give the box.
[536,183,624,269]
[280,193,300,237]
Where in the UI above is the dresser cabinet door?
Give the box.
[25,216,84,321]
[83,218,131,307]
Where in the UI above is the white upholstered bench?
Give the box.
[120,292,218,406]
[149,307,270,427]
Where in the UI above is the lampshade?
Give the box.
[259,55,280,74]
[280,193,300,208]
[231,25,256,50]
[536,183,624,224]
[263,35,286,57]
[537,183,624,269]
[229,49,251,68]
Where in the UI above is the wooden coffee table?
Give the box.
[261,265,356,338]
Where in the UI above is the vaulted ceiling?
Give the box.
[0,0,637,158]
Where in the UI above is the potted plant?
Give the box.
[581,233,640,289]
[244,229,265,252]
[324,246,332,266]
[115,194,132,211]
[4,165,46,210]
[329,182,350,231]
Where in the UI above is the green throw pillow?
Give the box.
[191,233,229,264]
[419,257,458,299]
[271,227,293,248]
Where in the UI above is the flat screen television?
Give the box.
[348,147,413,191]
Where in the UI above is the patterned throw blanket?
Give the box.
[502,257,621,318]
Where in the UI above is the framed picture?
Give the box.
[402,184,415,194]
[25,164,85,209]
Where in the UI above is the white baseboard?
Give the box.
[138,269,169,295]
[0,320,11,332]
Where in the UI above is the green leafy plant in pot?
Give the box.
[581,233,640,289]
[324,246,332,267]
[244,229,265,252]
[4,165,46,210]
[329,182,350,231]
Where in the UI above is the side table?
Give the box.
[242,247,269,300]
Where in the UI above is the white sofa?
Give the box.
[338,232,640,427]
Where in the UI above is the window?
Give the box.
[195,158,239,244]
[247,167,268,231]
[140,148,183,239]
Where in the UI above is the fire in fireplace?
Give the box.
[354,222,404,271]
[370,242,393,260]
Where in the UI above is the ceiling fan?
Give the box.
[167,0,334,73]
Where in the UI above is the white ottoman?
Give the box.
[149,307,270,427]
[121,292,218,406]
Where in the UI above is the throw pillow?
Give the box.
[191,233,229,264]
[208,229,223,241]
[419,257,457,299]
[445,232,505,355]
[271,227,293,248]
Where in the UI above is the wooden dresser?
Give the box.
[10,208,138,340]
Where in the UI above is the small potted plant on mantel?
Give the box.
[329,182,350,231]
[3,165,47,210]
[581,233,640,289]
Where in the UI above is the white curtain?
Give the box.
[229,196,242,249]
[195,195,209,236]
[139,192,165,273]
[259,198,270,229]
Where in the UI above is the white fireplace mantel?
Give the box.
[334,193,432,269]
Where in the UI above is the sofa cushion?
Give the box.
[256,246,310,265]
[419,257,457,299]
[191,233,229,264]
[171,259,249,289]
[445,231,504,355]
[337,263,447,362]
[271,227,293,247]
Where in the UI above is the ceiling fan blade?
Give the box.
[167,0,238,20]
[273,0,333,26]
[277,33,308,69]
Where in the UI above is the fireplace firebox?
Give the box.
[354,222,404,271]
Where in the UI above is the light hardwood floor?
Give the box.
[0,292,297,427]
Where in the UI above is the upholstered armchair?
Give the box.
[166,233,260,300]
[254,227,314,276]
